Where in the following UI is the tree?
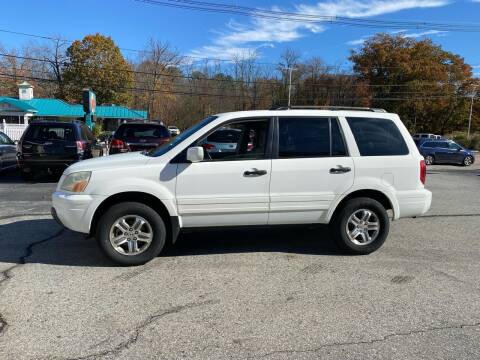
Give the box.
[63,34,133,105]
[350,34,473,133]
[132,39,181,121]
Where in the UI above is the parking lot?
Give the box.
[0,164,479,359]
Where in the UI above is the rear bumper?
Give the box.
[19,159,78,171]
[51,191,106,233]
[396,189,432,218]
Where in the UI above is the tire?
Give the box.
[330,197,390,255]
[424,155,434,165]
[96,202,166,266]
[20,169,34,181]
[463,156,473,167]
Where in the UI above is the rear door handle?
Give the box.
[329,165,351,174]
[244,168,267,177]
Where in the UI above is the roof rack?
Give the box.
[270,105,387,113]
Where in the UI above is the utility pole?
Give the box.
[467,84,478,139]
[287,67,297,107]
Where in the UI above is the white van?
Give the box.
[52,107,431,265]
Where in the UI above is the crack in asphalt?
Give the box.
[0,228,64,336]
[0,212,51,221]
[256,321,480,358]
[65,299,220,360]
[419,213,480,219]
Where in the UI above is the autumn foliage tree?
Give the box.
[350,34,474,133]
[63,34,133,105]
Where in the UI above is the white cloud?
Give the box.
[347,29,447,47]
[297,0,450,18]
[189,0,451,60]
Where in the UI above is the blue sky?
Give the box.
[1,0,480,73]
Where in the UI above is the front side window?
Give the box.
[197,119,270,161]
[148,116,217,157]
[346,117,409,156]
[448,142,462,150]
[278,117,347,158]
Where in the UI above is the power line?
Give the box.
[0,28,280,66]
[1,53,474,89]
[1,72,475,103]
[136,0,480,32]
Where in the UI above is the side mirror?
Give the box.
[186,146,204,163]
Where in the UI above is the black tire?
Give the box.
[463,156,473,167]
[330,197,390,255]
[96,202,166,266]
[424,155,434,165]
[20,169,34,181]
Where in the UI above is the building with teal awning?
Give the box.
[0,82,148,134]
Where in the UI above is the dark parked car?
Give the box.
[18,120,95,179]
[109,123,170,154]
[418,139,475,166]
[0,131,17,172]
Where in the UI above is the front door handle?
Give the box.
[329,165,351,174]
[244,168,267,177]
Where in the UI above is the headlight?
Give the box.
[61,171,91,193]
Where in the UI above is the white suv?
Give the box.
[52,108,432,266]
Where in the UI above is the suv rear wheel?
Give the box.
[96,202,166,266]
[331,198,390,254]
[424,155,434,165]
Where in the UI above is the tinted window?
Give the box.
[278,117,346,158]
[81,125,94,141]
[448,142,462,150]
[25,124,75,142]
[198,119,269,161]
[437,142,449,149]
[117,124,170,139]
[148,116,217,157]
[422,142,435,148]
[331,118,347,156]
[0,132,13,145]
[346,117,409,156]
[206,130,241,143]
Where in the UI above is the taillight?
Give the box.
[110,138,127,151]
[420,160,426,185]
[76,141,86,153]
[202,143,216,150]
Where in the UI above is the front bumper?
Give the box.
[51,191,106,234]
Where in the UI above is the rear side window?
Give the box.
[81,125,94,141]
[422,142,435,148]
[116,124,170,139]
[278,117,347,158]
[346,117,409,156]
[24,124,75,142]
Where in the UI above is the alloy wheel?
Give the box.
[346,209,380,246]
[109,215,153,256]
[424,156,434,165]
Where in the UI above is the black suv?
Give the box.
[18,120,95,179]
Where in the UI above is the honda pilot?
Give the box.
[52,108,432,266]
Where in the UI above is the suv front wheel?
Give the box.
[331,198,390,254]
[96,202,166,266]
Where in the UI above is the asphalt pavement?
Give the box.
[0,164,479,359]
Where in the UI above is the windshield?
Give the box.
[146,116,217,157]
